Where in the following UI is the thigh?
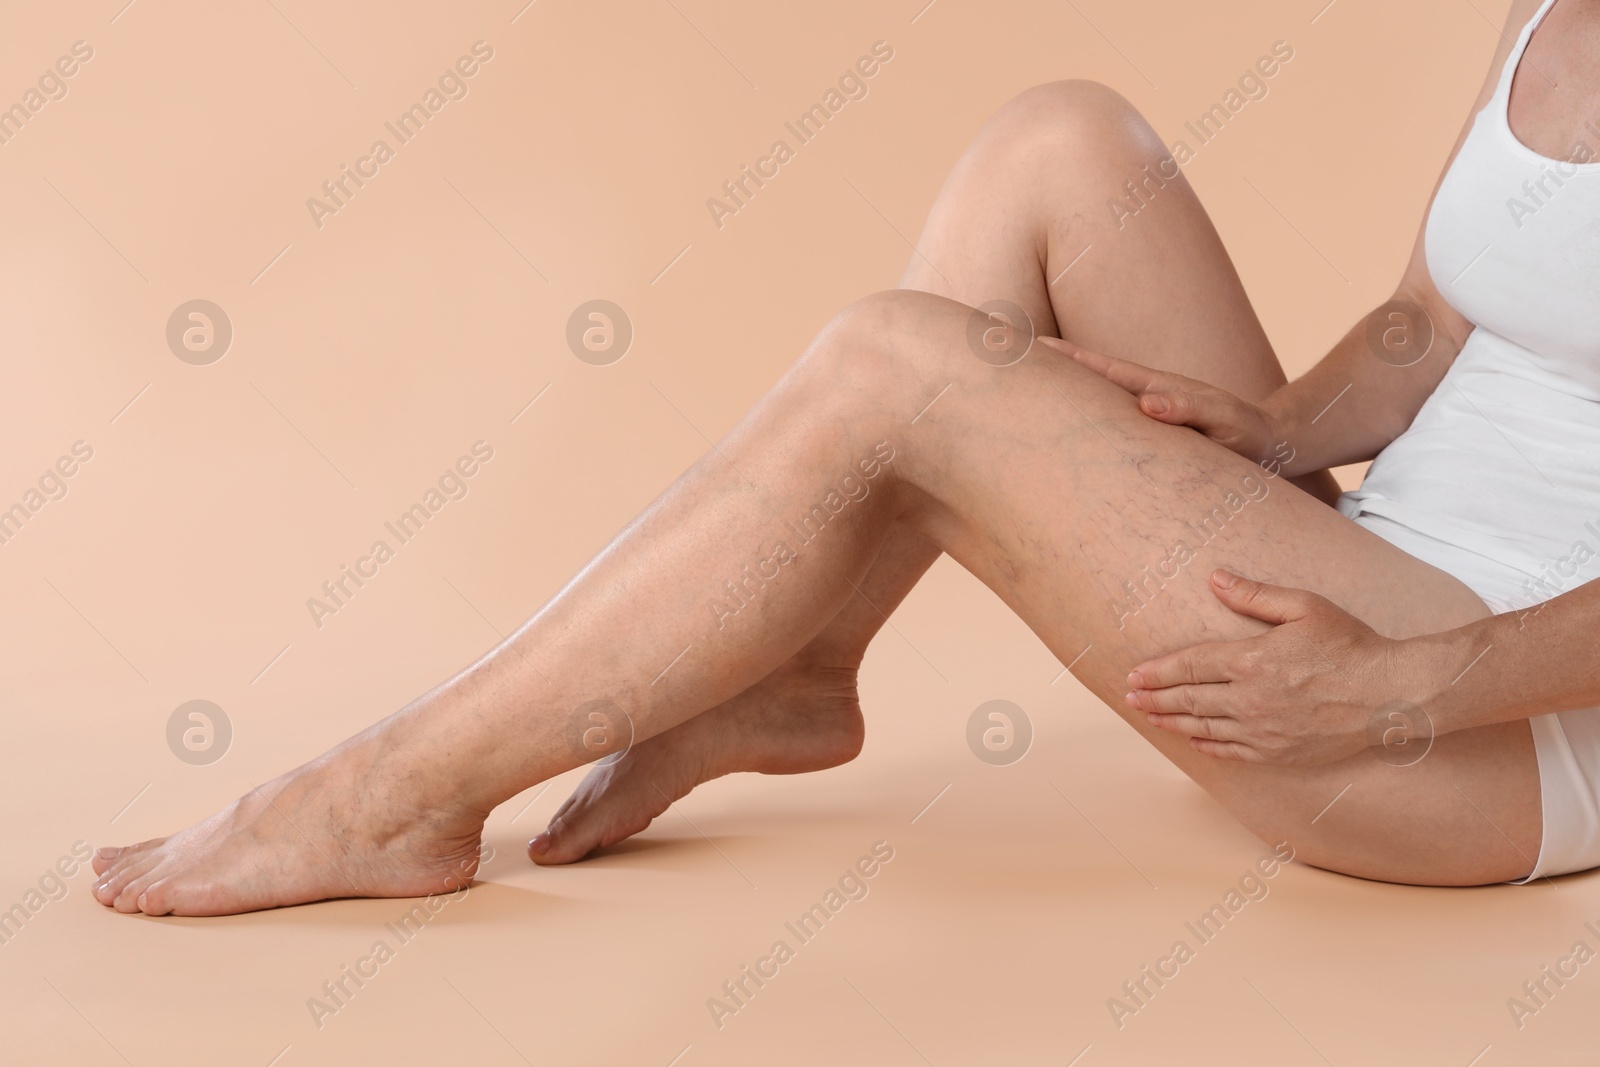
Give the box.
[902,80,1289,403]
[903,80,1343,505]
[846,290,1541,886]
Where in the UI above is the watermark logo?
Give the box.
[566,299,633,365]
[307,441,495,629]
[1505,126,1600,230]
[965,300,1033,367]
[1364,299,1433,368]
[565,699,634,767]
[1365,700,1433,767]
[966,699,1032,766]
[1507,923,1600,1030]
[1107,841,1295,1029]
[166,300,233,365]
[0,40,94,148]
[306,844,492,1030]
[1110,39,1296,230]
[706,841,895,1030]
[1110,464,1285,632]
[0,439,93,548]
[166,700,232,766]
[705,41,896,231]
[0,841,94,949]
[306,42,495,230]
[708,443,895,631]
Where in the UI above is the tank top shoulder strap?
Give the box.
[1489,0,1561,105]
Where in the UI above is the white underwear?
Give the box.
[1336,504,1600,881]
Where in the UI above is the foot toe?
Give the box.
[93,837,166,878]
[531,782,667,866]
[529,814,588,866]
[135,877,177,916]
[115,865,172,915]
[95,853,162,906]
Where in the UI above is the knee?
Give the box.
[816,289,969,364]
[803,289,978,395]
[979,79,1170,172]
[825,288,962,336]
[1003,79,1137,125]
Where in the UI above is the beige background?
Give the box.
[1,0,1592,1063]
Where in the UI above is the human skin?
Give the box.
[1108,0,1600,760]
[87,281,1539,916]
[528,72,1357,867]
[535,0,1586,853]
[90,2,1576,915]
[1117,565,1600,763]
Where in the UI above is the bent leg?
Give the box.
[542,79,1342,861]
[824,293,1537,886]
[823,78,1346,655]
[846,294,1536,886]
[93,288,1536,915]
[828,78,1344,663]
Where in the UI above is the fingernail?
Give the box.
[1143,395,1169,414]
[1213,570,1238,588]
[1124,691,1140,708]
[528,835,550,856]
[1127,670,1144,688]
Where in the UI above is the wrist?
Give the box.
[1404,619,1500,736]
[1254,393,1304,478]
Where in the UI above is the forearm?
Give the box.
[1408,578,1600,735]
[1260,289,1467,478]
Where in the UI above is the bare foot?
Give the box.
[528,661,864,865]
[92,660,862,912]
[91,736,486,916]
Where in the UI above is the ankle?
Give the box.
[344,715,497,824]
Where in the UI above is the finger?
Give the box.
[1189,737,1265,763]
[1126,684,1228,717]
[1210,570,1328,625]
[1041,339,1227,432]
[1140,387,1240,436]
[1144,711,1239,741]
[1127,643,1233,689]
[1040,337,1178,397]
[1075,355,1211,428]
[1035,335,1102,371]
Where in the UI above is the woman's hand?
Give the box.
[1038,337,1286,466]
[1125,570,1437,765]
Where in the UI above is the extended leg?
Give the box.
[93,287,1537,916]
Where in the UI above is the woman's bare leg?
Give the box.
[538,80,1345,862]
[92,282,1538,916]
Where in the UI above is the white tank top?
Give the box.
[1427,0,1600,371]
[1341,0,1600,614]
